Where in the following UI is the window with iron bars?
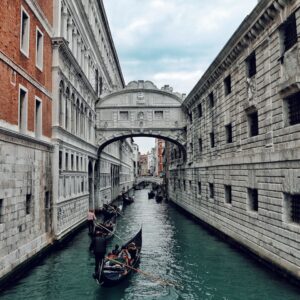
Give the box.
[248,111,259,137]
[291,195,300,224]
[287,92,300,126]
[247,188,258,212]
[282,13,297,53]
[246,51,256,78]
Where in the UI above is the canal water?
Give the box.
[1,189,300,300]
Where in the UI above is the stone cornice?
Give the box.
[184,0,295,109]
[52,37,97,99]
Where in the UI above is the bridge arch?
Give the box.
[95,80,187,157]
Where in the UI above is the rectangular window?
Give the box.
[120,111,129,121]
[210,132,215,148]
[76,156,79,170]
[183,180,186,191]
[209,183,214,199]
[0,199,3,223]
[246,52,256,78]
[20,7,30,57]
[65,153,69,170]
[209,92,214,108]
[26,194,31,214]
[71,154,74,170]
[225,123,233,143]
[248,111,259,137]
[81,179,84,192]
[197,103,202,118]
[59,151,62,170]
[189,142,193,154]
[225,185,232,204]
[198,138,202,153]
[224,75,232,96]
[35,98,42,138]
[282,13,297,53]
[36,27,44,70]
[198,182,201,195]
[19,86,28,133]
[287,92,300,125]
[248,188,258,212]
[284,194,300,224]
[155,111,163,120]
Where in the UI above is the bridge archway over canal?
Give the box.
[95,80,187,157]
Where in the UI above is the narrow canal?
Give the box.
[1,189,300,300]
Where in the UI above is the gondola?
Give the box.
[93,214,117,241]
[155,193,163,202]
[148,190,155,199]
[122,195,134,205]
[96,227,142,286]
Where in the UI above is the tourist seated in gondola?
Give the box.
[127,242,137,262]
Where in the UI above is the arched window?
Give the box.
[76,99,80,135]
[59,81,64,126]
[65,87,70,130]
[80,103,84,136]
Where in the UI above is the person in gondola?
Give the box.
[112,244,120,256]
[92,230,107,277]
[87,210,96,234]
[127,242,137,263]
[118,246,131,265]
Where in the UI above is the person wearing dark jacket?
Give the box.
[91,230,107,275]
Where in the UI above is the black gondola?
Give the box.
[155,193,163,202]
[93,214,117,241]
[96,227,142,286]
[148,190,155,199]
[122,195,134,205]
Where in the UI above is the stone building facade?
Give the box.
[51,0,126,238]
[0,0,53,279]
[169,0,300,280]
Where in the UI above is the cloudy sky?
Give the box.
[103,0,257,153]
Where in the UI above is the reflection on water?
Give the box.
[1,189,300,300]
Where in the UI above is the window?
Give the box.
[35,98,42,138]
[284,194,300,224]
[248,111,259,137]
[281,13,297,53]
[81,180,84,192]
[155,111,163,120]
[36,27,44,70]
[246,52,256,78]
[225,185,232,204]
[210,132,215,148]
[198,182,201,195]
[65,153,69,170]
[197,103,202,118]
[209,183,214,199]
[26,194,32,214]
[0,199,3,223]
[225,123,233,143]
[71,154,74,170]
[19,86,28,133]
[76,156,79,170]
[183,180,186,191]
[20,7,30,56]
[224,75,232,96]
[209,92,214,108]
[248,188,258,212]
[198,138,203,153]
[59,151,62,170]
[189,142,193,154]
[286,92,300,126]
[120,111,129,121]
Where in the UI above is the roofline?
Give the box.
[97,0,125,88]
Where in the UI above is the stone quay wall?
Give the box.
[169,0,300,281]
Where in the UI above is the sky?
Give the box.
[103,0,258,153]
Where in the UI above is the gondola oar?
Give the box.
[94,221,124,243]
[107,204,124,217]
[106,258,181,288]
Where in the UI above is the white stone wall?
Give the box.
[0,131,52,278]
[170,1,300,280]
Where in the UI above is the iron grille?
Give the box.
[283,13,297,52]
[288,93,300,125]
[291,195,300,223]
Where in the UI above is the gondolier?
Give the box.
[91,230,107,277]
[87,210,96,234]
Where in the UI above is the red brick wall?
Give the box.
[36,0,53,26]
[0,0,52,138]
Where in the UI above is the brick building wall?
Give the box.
[0,0,53,280]
[169,0,300,280]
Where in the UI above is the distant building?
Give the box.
[155,138,165,177]
[139,154,148,176]
[148,147,156,175]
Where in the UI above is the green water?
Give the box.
[1,189,299,299]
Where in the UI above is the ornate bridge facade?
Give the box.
[95,81,187,155]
